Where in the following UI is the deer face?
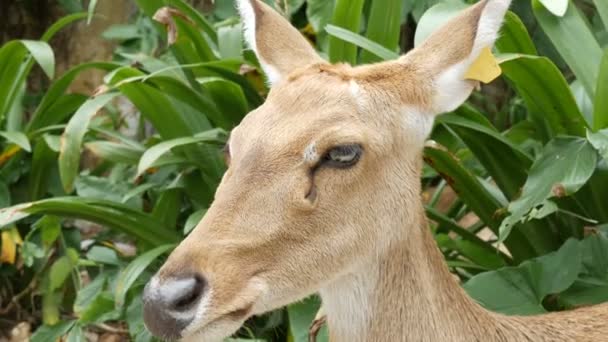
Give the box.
[142,0,510,340]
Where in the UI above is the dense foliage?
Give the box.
[1,0,607,341]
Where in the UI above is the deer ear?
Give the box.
[237,0,323,85]
[403,0,511,114]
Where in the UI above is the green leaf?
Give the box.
[41,13,88,42]
[29,137,58,200]
[496,12,537,55]
[35,215,62,248]
[437,111,532,200]
[79,292,118,323]
[137,129,225,176]
[184,208,207,235]
[560,234,608,307]
[27,62,119,133]
[0,131,31,152]
[360,0,403,63]
[593,49,608,131]
[325,25,399,61]
[500,54,587,139]
[20,40,55,79]
[288,296,327,342]
[218,24,243,60]
[537,0,568,17]
[306,0,335,33]
[152,189,182,229]
[85,140,144,165]
[328,0,365,64]
[74,273,107,314]
[115,244,175,307]
[464,238,582,315]
[49,255,74,291]
[499,138,598,242]
[587,129,608,160]
[31,321,76,342]
[424,143,536,262]
[87,0,98,24]
[198,77,248,127]
[66,324,85,342]
[414,1,468,47]
[0,181,10,208]
[533,0,602,98]
[59,93,120,193]
[0,197,177,245]
[593,0,608,28]
[86,246,121,265]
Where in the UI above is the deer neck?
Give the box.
[318,186,500,341]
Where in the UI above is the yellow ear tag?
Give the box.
[464,46,502,84]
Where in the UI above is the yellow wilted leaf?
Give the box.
[1,227,23,264]
[464,46,502,84]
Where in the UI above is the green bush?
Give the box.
[1,0,607,341]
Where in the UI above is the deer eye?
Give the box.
[322,144,362,168]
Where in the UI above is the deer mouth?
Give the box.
[180,302,256,342]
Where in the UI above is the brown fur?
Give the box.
[153,1,608,341]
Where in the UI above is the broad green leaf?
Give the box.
[41,13,88,42]
[533,0,602,98]
[29,137,58,200]
[423,143,536,262]
[27,62,119,132]
[74,273,107,314]
[115,244,175,307]
[594,0,608,29]
[288,296,328,342]
[86,246,121,265]
[59,93,119,193]
[0,197,177,245]
[500,54,587,139]
[87,0,98,24]
[165,0,218,43]
[20,40,55,79]
[0,181,9,208]
[499,138,598,242]
[328,0,365,64]
[306,0,335,33]
[137,129,226,176]
[414,1,468,47]
[78,292,118,323]
[35,215,61,248]
[199,77,248,127]
[587,129,608,160]
[184,208,207,235]
[31,321,76,342]
[49,255,74,291]
[496,12,537,55]
[152,189,182,229]
[85,140,144,165]
[560,234,608,307]
[537,0,568,17]
[66,325,85,342]
[594,50,608,131]
[325,25,399,61]
[426,206,510,267]
[218,24,243,60]
[0,131,31,152]
[437,111,532,200]
[464,238,582,315]
[360,0,404,63]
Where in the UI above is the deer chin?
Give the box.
[180,277,268,342]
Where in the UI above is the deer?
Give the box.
[141,0,608,341]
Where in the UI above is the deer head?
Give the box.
[142,0,511,340]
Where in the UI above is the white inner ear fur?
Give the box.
[236,0,282,85]
[433,0,511,114]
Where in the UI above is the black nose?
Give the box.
[143,273,207,340]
